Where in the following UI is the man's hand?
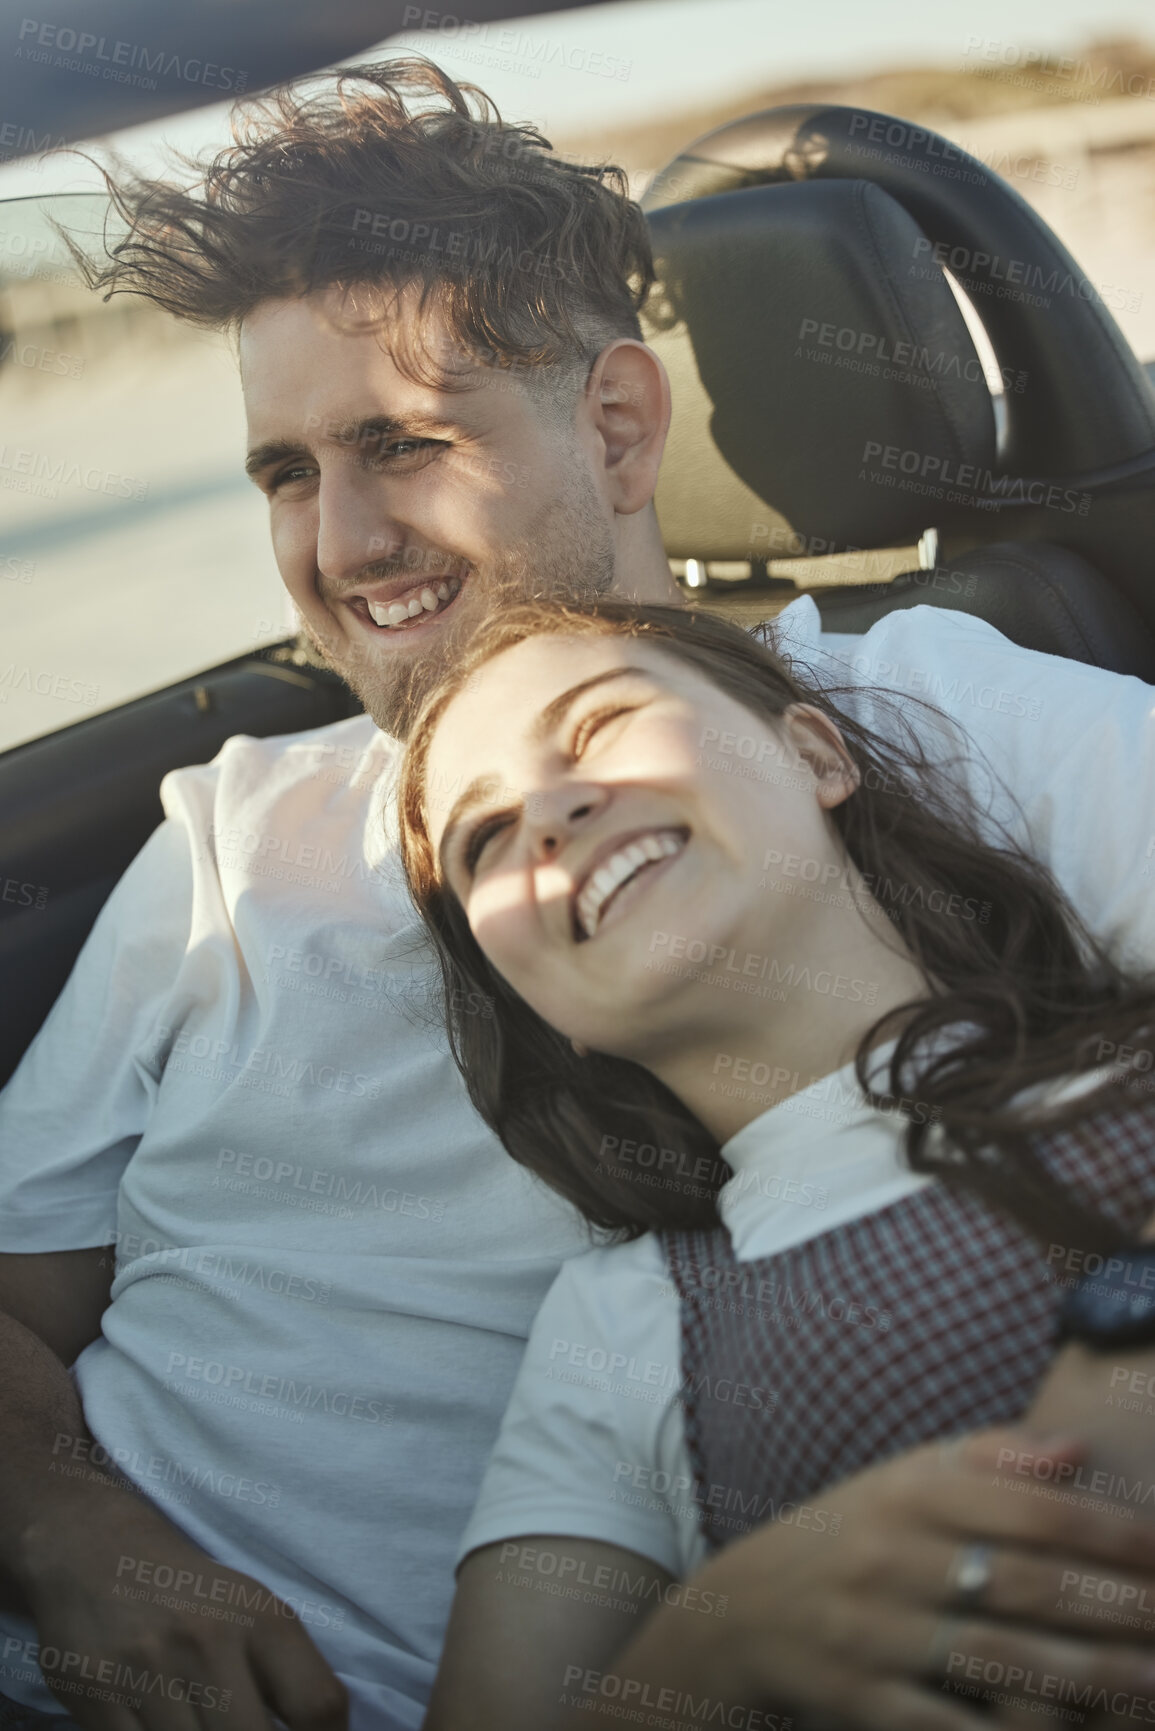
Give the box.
[1029,1335,1155,1487]
[16,1478,349,1729]
[600,1428,1155,1731]
[0,1257,347,1725]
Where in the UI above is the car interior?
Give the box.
[3,100,1154,1091]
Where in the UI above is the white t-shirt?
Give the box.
[457,1058,1130,1581]
[0,714,589,1727]
[0,600,1152,1723]
[776,602,1155,976]
[457,1058,931,1580]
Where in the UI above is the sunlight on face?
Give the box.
[240,290,614,734]
[423,631,853,1060]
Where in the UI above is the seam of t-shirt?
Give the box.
[457,1498,686,1579]
[0,1190,118,1221]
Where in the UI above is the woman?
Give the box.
[399,597,1155,1729]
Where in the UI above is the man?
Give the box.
[1,55,1155,1731]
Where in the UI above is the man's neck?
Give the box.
[608,513,684,607]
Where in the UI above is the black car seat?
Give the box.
[640,105,1155,678]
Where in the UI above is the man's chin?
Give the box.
[300,609,474,740]
[295,472,618,736]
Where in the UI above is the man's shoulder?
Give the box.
[776,595,1019,672]
[160,712,393,810]
[217,709,391,774]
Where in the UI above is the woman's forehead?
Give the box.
[422,631,667,827]
[475,630,651,687]
[439,631,658,738]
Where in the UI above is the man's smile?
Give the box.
[339,564,469,639]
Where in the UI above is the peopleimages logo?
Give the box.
[860,438,1091,516]
[14,18,246,91]
[0,443,148,501]
[546,1337,776,1412]
[164,1351,390,1423]
[910,235,1141,315]
[398,5,633,80]
[797,316,1027,393]
[996,1443,1155,1509]
[207,823,388,885]
[560,1667,788,1729]
[113,1556,344,1629]
[649,929,878,1003]
[155,1023,382,1099]
[612,1459,842,1538]
[51,1432,282,1509]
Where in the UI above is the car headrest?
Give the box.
[644,179,997,562]
[644,105,1155,480]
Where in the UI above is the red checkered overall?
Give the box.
[662,1094,1155,1553]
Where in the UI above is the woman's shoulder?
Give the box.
[460,1229,702,1580]
[522,1231,683,1387]
[540,1230,676,1319]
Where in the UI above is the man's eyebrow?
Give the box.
[437,667,647,875]
[245,438,302,481]
[244,412,459,482]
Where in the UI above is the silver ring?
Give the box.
[946,1541,995,1612]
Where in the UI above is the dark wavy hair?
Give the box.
[398,597,1155,1248]
[66,56,653,400]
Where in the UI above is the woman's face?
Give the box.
[421,631,857,1061]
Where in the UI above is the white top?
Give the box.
[457,602,1155,1583]
[0,715,588,1727]
[1,600,1153,1722]
[458,1048,1144,1581]
[457,1059,925,1579]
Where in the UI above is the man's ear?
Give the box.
[581,340,671,515]
[782,705,860,810]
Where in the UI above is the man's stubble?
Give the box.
[296,459,616,738]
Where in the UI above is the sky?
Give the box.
[0,0,1152,198]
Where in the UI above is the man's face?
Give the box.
[240,289,617,734]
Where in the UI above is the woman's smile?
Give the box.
[572,825,689,942]
[418,625,883,1082]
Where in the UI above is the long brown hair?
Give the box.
[399,598,1155,1248]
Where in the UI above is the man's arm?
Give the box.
[0,1249,111,1367]
[0,1249,112,1611]
[0,796,353,1728]
[0,1249,349,1728]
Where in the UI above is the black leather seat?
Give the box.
[640,107,1155,680]
[813,540,1155,675]
[0,652,361,1090]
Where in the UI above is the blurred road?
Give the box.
[1,326,291,750]
[1,90,1153,753]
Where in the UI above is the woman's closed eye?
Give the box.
[459,701,646,877]
[570,704,638,758]
[463,810,516,876]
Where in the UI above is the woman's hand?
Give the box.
[603,1427,1155,1730]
